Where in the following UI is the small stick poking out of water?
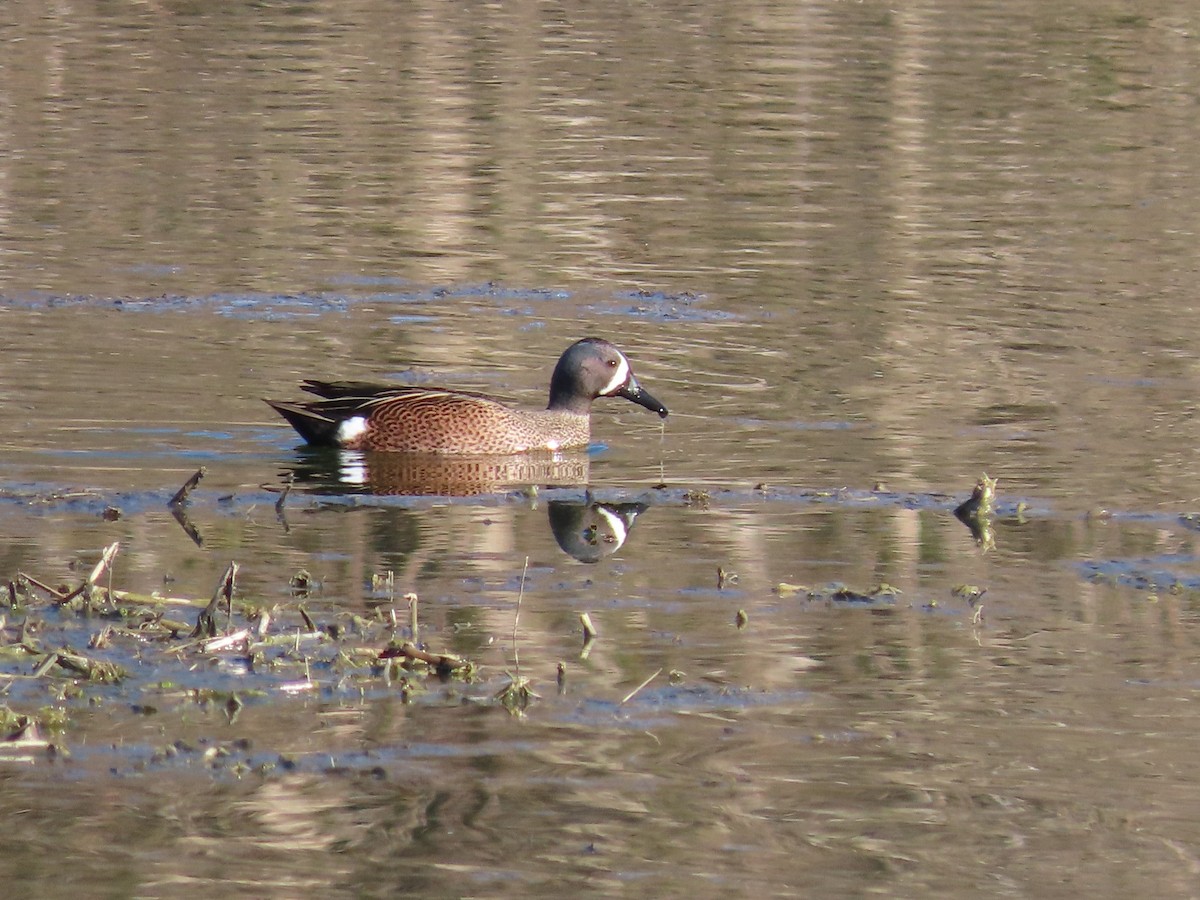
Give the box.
[621,668,662,705]
[170,467,207,507]
[57,541,121,605]
[192,562,239,639]
[405,592,419,644]
[274,473,293,516]
[496,558,538,713]
[170,468,207,511]
[580,612,598,641]
[512,557,528,679]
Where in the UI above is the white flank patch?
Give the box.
[599,353,631,396]
[545,439,561,451]
[336,415,369,445]
[594,506,629,550]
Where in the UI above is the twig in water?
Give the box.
[191,562,239,639]
[57,542,121,605]
[89,542,120,587]
[169,467,207,507]
[204,629,251,654]
[512,556,528,679]
[274,473,294,516]
[16,573,68,602]
[274,474,293,534]
[621,668,662,705]
[378,641,466,677]
[495,558,538,713]
[405,592,419,644]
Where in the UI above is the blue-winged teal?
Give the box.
[266,337,669,455]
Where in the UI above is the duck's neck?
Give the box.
[547,398,591,416]
[547,379,593,416]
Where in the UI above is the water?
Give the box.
[3,0,1200,896]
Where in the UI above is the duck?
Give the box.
[265,337,669,455]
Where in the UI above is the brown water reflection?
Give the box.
[285,448,590,496]
[5,0,1200,895]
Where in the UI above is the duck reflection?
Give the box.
[276,450,652,564]
[288,448,589,496]
[547,496,648,563]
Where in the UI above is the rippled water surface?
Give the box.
[4,1,1200,896]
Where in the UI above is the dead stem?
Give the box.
[169,467,207,507]
[57,541,120,605]
[405,592,419,644]
[580,612,598,641]
[16,573,68,602]
[513,556,528,679]
[191,562,239,639]
[621,668,662,705]
[378,641,466,677]
[274,473,294,516]
[494,557,537,713]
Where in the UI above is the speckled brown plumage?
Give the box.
[352,389,592,454]
[265,338,669,455]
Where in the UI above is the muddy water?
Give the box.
[4,1,1200,896]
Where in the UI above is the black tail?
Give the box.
[264,399,343,447]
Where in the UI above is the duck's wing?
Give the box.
[300,380,497,403]
[266,385,517,451]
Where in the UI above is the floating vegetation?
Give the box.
[0,542,510,766]
[775,582,900,604]
[954,473,997,551]
[495,672,539,713]
[952,584,987,604]
[954,473,996,520]
[289,569,316,596]
[828,584,898,604]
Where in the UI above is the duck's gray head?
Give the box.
[548,337,669,418]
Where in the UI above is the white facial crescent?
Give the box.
[599,353,631,396]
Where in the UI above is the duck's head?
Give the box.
[549,337,669,418]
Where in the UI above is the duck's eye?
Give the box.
[607,359,617,367]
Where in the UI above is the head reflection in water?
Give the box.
[547,499,648,563]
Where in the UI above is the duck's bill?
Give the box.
[616,379,669,418]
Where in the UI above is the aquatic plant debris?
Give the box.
[954,473,998,551]
[954,473,996,520]
[0,543,503,770]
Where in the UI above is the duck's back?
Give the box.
[312,386,589,454]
